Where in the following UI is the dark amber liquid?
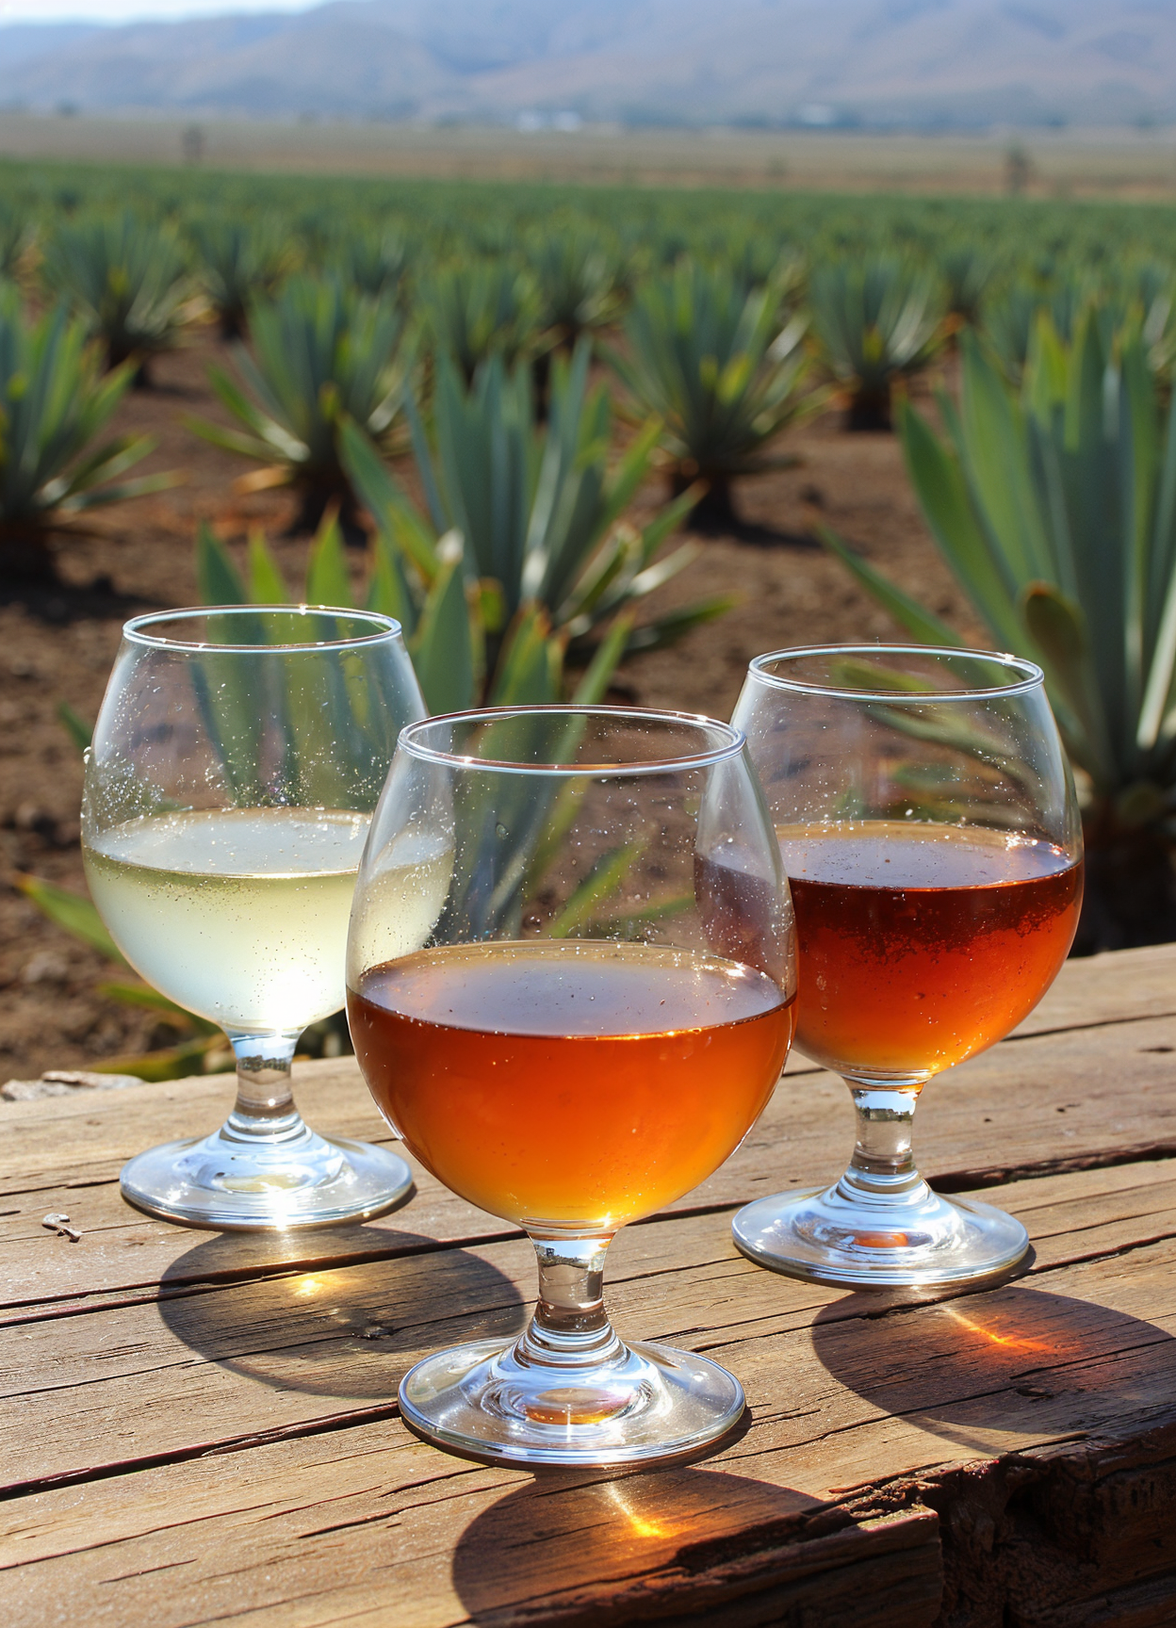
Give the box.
[777,822,1082,1077]
[348,940,794,1229]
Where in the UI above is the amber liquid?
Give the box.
[777,822,1082,1078]
[348,940,795,1230]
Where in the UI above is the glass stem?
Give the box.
[224,1032,304,1143]
[835,1080,932,1209]
[516,1232,627,1371]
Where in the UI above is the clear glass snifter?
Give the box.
[730,645,1083,1289]
[82,605,425,1230]
[347,705,798,1466]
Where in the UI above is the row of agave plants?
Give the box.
[7,204,1176,395]
[7,211,1176,582]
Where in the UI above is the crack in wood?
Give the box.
[0,1404,406,1502]
[932,1141,1176,1193]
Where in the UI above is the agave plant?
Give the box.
[43,211,194,381]
[425,259,541,385]
[809,254,944,430]
[188,273,411,537]
[981,282,1047,382]
[189,216,292,339]
[340,340,732,706]
[0,286,173,582]
[606,257,815,526]
[0,200,31,280]
[331,228,411,303]
[939,243,994,329]
[825,312,1176,949]
[982,275,1099,383]
[526,228,621,349]
[1098,264,1176,380]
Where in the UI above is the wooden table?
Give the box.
[4,943,1176,1627]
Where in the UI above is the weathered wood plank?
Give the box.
[1008,941,1176,1037]
[5,1007,1176,1312]
[5,1191,1176,1625]
[0,1438,943,1628]
[4,945,1176,1628]
[3,1161,1176,1497]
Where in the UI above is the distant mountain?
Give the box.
[3,0,1176,127]
[0,22,103,70]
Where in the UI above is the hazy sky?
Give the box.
[0,0,320,21]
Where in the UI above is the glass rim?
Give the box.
[748,643,1045,701]
[399,705,746,776]
[122,604,403,653]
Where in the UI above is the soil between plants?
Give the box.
[0,332,980,1082]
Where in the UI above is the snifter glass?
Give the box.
[347,706,797,1466]
[731,645,1083,1289]
[82,605,425,1231]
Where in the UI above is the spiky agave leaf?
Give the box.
[809,254,944,429]
[525,226,622,347]
[0,199,31,280]
[329,228,411,303]
[827,310,1176,807]
[188,273,412,535]
[424,258,541,385]
[939,242,996,328]
[605,256,817,521]
[189,215,293,339]
[341,340,728,697]
[0,286,174,580]
[43,210,195,377]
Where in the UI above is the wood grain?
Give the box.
[3,945,1176,1627]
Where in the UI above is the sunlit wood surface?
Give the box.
[4,943,1176,1626]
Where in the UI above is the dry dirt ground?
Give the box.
[0,330,977,1082]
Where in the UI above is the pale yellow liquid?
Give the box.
[84,808,449,1035]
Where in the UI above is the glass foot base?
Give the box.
[732,1183,1029,1289]
[120,1123,414,1231]
[398,1336,745,1467]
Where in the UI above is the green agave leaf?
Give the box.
[1137,560,1176,750]
[64,470,179,512]
[96,980,221,1035]
[570,613,633,704]
[489,605,562,705]
[91,1034,231,1082]
[192,536,267,799]
[820,528,965,647]
[365,531,418,634]
[623,594,737,655]
[896,396,1023,651]
[411,550,478,714]
[339,414,440,583]
[478,579,508,636]
[195,520,247,604]
[55,430,161,497]
[246,530,289,603]
[1021,581,1115,786]
[580,889,695,937]
[634,483,703,568]
[57,700,93,754]
[15,873,128,966]
[548,837,650,939]
[305,510,354,608]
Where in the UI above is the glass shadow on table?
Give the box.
[157,1228,525,1402]
[451,1467,841,1623]
[809,1279,1176,1458]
